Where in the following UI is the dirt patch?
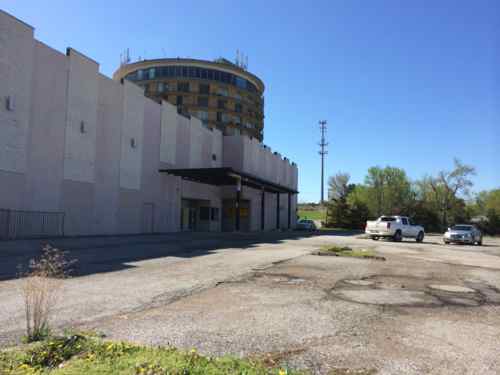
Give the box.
[315,251,386,261]
[313,246,386,261]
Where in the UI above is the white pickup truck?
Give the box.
[365,215,425,242]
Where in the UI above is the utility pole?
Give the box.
[318,120,328,204]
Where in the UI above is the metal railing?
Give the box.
[0,209,65,240]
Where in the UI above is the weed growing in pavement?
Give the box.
[318,245,384,260]
[19,245,76,343]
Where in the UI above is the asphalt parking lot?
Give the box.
[1,231,500,374]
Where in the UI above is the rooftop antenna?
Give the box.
[236,51,248,70]
[120,48,131,66]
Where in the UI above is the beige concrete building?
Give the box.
[0,10,297,239]
[113,58,265,141]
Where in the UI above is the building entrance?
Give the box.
[181,199,220,232]
[222,199,250,232]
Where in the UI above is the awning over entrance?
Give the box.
[159,167,298,194]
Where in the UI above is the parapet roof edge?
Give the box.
[0,9,34,30]
[66,47,99,66]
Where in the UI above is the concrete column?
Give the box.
[276,192,280,230]
[261,188,265,231]
[235,179,241,231]
[288,193,291,229]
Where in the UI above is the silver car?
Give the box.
[443,224,482,245]
[296,219,317,231]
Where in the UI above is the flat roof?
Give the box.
[159,167,297,194]
[113,58,265,92]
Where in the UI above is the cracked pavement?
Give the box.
[1,231,500,374]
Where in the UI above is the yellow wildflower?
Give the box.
[279,369,287,375]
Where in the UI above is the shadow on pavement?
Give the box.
[0,230,356,281]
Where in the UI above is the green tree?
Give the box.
[364,166,414,216]
[472,189,500,234]
[486,209,500,235]
[482,189,500,213]
[411,200,441,232]
[427,158,476,230]
[365,167,385,217]
[326,172,354,227]
[347,185,374,216]
[347,196,371,229]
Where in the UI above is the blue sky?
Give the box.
[4,0,499,202]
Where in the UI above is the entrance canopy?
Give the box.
[159,167,298,194]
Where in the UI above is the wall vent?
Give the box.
[6,96,15,111]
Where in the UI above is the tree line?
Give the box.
[325,158,500,234]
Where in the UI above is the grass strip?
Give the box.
[0,333,305,375]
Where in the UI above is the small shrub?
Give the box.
[28,244,77,278]
[19,245,76,343]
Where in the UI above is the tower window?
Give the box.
[199,83,210,94]
[217,99,226,109]
[197,96,209,107]
[148,68,155,79]
[177,82,190,92]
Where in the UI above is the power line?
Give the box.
[318,120,328,203]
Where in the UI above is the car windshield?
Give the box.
[451,225,473,231]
